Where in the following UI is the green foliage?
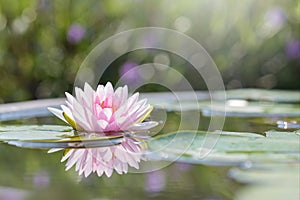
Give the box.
[0,0,299,103]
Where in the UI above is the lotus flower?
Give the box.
[48,82,157,133]
[48,82,158,177]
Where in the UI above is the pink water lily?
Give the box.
[48,82,157,133]
[48,82,157,177]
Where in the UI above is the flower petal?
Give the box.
[48,107,68,124]
[49,82,155,177]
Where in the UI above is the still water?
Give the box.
[0,143,239,200]
[0,113,242,200]
[0,90,299,200]
[1,113,297,200]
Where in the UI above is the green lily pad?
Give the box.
[202,102,300,117]
[0,125,125,148]
[0,125,74,140]
[148,130,300,165]
[213,89,300,103]
[153,100,300,117]
[229,164,300,200]
[145,89,300,117]
[234,184,299,200]
[0,125,73,132]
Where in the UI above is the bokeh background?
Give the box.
[0,0,299,103]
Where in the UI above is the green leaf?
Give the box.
[202,102,300,117]
[229,164,300,200]
[148,130,300,164]
[0,125,74,140]
[0,125,125,148]
[153,100,300,117]
[147,89,300,117]
[213,89,300,103]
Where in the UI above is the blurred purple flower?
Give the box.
[119,61,140,84]
[204,197,223,200]
[285,39,300,59]
[174,162,192,172]
[67,23,86,44]
[33,171,50,189]
[264,7,286,29]
[38,0,51,11]
[0,187,29,200]
[145,170,166,194]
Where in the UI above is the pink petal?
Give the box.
[61,105,74,120]
[114,147,127,163]
[104,167,113,177]
[84,82,95,101]
[102,148,112,161]
[103,122,120,132]
[98,120,109,130]
[97,168,104,177]
[65,92,74,105]
[104,82,114,97]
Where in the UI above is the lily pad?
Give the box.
[153,100,300,117]
[229,164,300,200]
[0,125,73,132]
[0,125,74,140]
[148,130,300,165]
[0,125,125,148]
[6,138,124,149]
[212,89,300,103]
[202,101,300,117]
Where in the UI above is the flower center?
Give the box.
[93,95,116,122]
[100,99,116,112]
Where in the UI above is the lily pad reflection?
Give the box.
[0,125,155,148]
[0,125,149,177]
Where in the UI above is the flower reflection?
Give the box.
[58,136,145,177]
[174,162,192,172]
[32,171,50,189]
[0,187,30,200]
[145,170,166,195]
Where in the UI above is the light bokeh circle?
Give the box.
[74,27,226,173]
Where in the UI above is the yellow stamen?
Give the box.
[63,112,77,130]
[138,105,154,123]
[63,149,70,156]
[100,101,105,108]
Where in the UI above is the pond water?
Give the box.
[0,115,241,200]
[0,143,239,200]
[0,90,299,200]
